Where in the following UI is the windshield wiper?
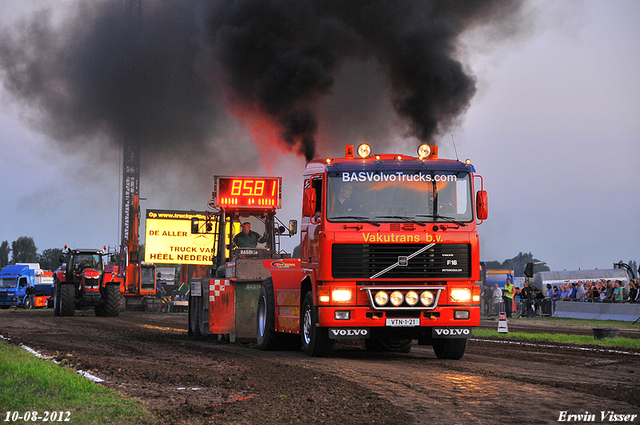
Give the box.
[332,215,381,227]
[417,214,467,227]
[374,215,426,227]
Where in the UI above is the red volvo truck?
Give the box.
[257,143,487,358]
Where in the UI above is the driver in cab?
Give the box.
[232,222,267,248]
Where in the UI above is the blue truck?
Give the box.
[0,263,54,309]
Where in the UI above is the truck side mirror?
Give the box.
[476,190,488,221]
[289,219,298,236]
[302,188,316,218]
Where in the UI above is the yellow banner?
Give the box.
[144,210,216,265]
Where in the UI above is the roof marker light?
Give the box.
[417,144,431,159]
[465,158,472,165]
[357,143,371,158]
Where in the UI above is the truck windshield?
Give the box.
[0,277,18,288]
[327,170,473,223]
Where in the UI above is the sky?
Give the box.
[0,0,638,273]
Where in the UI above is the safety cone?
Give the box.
[497,312,509,334]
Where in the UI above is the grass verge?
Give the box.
[473,328,640,349]
[0,340,150,425]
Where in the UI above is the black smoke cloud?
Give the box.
[0,1,217,154]
[0,0,526,164]
[204,0,526,160]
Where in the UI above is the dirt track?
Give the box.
[1,309,639,424]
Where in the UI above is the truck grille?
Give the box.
[332,243,470,279]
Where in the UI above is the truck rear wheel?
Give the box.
[59,284,75,317]
[432,338,467,360]
[257,279,300,351]
[301,292,334,357]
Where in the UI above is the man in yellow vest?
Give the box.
[503,278,516,318]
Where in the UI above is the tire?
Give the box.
[53,284,60,316]
[256,279,300,351]
[103,285,120,317]
[59,284,76,317]
[432,338,467,360]
[365,338,412,353]
[301,292,334,357]
[189,295,202,337]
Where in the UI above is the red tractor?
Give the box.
[52,246,121,317]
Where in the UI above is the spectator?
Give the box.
[481,284,492,315]
[503,278,516,318]
[628,281,639,303]
[560,283,572,301]
[585,281,595,302]
[492,283,503,307]
[575,281,586,301]
[26,284,36,309]
[613,281,624,303]
[545,284,553,298]
[633,280,640,303]
[520,281,534,317]
[603,280,615,302]
[551,286,561,302]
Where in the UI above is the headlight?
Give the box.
[450,288,471,303]
[405,291,419,306]
[420,291,435,306]
[390,291,404,306]
[374,291,388,306]
[332,289,353,303]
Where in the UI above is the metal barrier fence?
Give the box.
[482,298,554,317]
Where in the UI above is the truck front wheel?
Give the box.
[59,284,75,317]
[301,292,334,357]
[432,338,467,360]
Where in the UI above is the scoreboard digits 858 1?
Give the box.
[213,176,282,209]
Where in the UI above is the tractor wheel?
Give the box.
[103,285,120,317]
[432,338,467,360]
[257,279,300,351]
[53,284,60,316]
[59,284,75,317]
[301,292,334,357]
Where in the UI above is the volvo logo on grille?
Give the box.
[398,256,408,266]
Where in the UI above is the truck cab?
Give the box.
[0,263,53,309]
[259,144,487,359]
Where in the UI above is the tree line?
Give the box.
[0,236,62,272]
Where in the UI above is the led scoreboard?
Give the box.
[213,176,282,209]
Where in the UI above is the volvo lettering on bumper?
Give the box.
[329,328,370,339]
[432,327,472,338]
